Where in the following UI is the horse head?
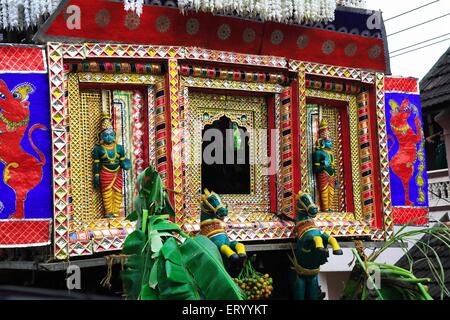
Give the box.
[296,190,319,220]
[201,188,228,220]
[0,80,35,123]
[389,98,411,129]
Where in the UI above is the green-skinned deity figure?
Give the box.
[93,113,131,218]
[313,119,337,212]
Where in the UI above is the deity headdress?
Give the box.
[100,112,114,134]
[318,119,330,140]
[316,118,330,149]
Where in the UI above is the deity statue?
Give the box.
[93,113,131,218]
[313,119,337,212]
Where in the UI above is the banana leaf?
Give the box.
[156,237,202,300]
[122,230,145,255]
[179,235,246,300]
[121,255,145,300]
[136,166,175,218]
[121,166,244,300]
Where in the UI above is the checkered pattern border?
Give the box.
[0,220,51,247]
[393,207,428,226]
[0,46,46,72]
[384,77,419,93]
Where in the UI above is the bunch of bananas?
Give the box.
[233,257,273,300]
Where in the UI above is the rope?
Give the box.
[354,240,368,261]
[100,254,129,289]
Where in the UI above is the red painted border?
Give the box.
[0,47,46,72]
[164,72,175,204]
[40,0,386,72]
[393,207,428,225]
[385,77,418,93]
[143,89,150,170]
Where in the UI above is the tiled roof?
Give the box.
[420,47,450,109]
[396,214,450,299]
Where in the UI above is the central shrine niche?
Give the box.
[186,92,270,215]
[201,115,250,195]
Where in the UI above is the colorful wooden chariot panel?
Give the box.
[0,44,408,258]
[47,43,185,259]
[0,2,428,259]
[385,77,428,226]
[291,62,393,240]
[177,65,295,242]
[43,41,401,259]
[0,46,52,247]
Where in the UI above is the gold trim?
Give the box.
[101,165,120,173]
[200,219,224,226]
[206,229,226,237]
[78,72,162,85]
[181,76,284,93]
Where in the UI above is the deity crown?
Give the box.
[100,112,114,133]
[319,118,330,140]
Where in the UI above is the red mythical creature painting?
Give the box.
[388,98,422,206]
[0,80,46,219]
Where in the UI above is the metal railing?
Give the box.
[428,169,450,209]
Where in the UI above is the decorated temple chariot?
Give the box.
[0,0,432,300]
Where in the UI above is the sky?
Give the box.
[366,0,450,81]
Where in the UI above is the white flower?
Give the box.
[23,0,31,28]
[337,0,366,9]
[123,0,144,17]
[7,0,19,30]
[135,0,144,16]
[0,0,7,30]
[30,0,41,26]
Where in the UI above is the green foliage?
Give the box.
[342,219,450,300]
[121,166,244,300]
[179,235,245,300]
[156,237,201,300]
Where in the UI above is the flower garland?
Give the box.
[336,0,366,9]
[0,0,367,30]
[0,0,59,30]
[124,0,145,16]
[178,0,338,23]
[0,0,7,30]
[30,0,41,27]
